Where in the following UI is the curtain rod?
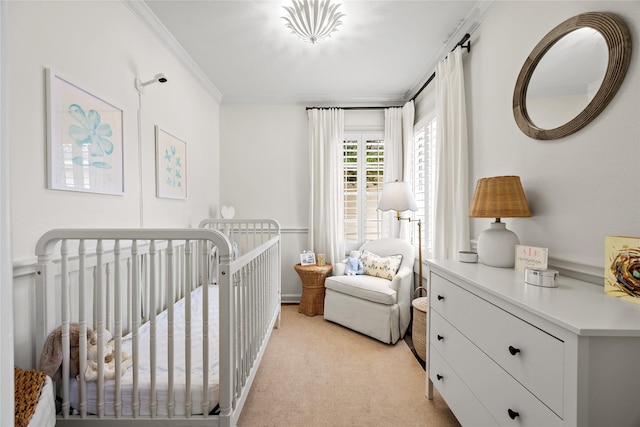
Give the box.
[410,33,471,102]
[306,33,471,110]
[305,106,396,111]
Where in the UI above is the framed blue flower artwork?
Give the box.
[46,68,124,195]
[155,126,187,200]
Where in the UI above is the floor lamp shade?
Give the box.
[377,181,418,213]
[469,176,531,267]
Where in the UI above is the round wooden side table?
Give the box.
[294,263,333,316]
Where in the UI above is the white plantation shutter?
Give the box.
[343,132,384,251]
[412,116,436,258]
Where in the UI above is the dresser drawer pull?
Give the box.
[507,409,520,419]
[437,295,445,301]
[508,345,521,356]
[436,374,443,381]
[437,334,444,341]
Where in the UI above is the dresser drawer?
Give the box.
[430,310,563,427]
[430,347,498,427]
[431,272,564,416]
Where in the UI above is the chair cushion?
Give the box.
[361,250,402,280]
[324,274,397,305]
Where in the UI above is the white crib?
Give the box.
[34,219,281,426]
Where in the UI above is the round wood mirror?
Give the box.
[513,12,631,140]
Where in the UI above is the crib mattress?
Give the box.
[69,285,220,416]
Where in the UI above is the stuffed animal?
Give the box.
[39,323,96,380]
[39,324,130,382]
[84,338,131,382]
[344,250,364,276]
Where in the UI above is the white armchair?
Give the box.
[323,238,415,344]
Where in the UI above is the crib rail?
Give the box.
[199,218,279,255]
[34,224,281,426]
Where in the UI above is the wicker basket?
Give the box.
[412,287,428,362]
[14,367,47,427]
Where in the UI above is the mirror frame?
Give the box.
[513,12,632,140]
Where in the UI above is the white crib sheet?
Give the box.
[69,285,221,416]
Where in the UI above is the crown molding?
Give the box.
[123,0,223,103]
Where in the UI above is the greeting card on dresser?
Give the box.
[515,245,548,271]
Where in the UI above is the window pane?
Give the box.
[364,138,384,241]
[343,132,384,248]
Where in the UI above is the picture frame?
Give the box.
[604,236,640,305]
[300,252,316,266]
[46,68,124,195]
[155,126,187,199]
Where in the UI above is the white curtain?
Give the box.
[401,101,415,240]
[382,107,403,238]
[381,101,415,239]
[308,108,345,265]
[433,46,470,259]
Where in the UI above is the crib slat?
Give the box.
[149,240,157,417]
[184,241,193,417]
[106,262,111,335]
[131,240,140,417]
[61,240,70,418]
[113,240,123,418]
[78,240,87,418]
[126,257,131,337]
[96,240,105,418]
[166,241,175,417]
[202,242,211,417]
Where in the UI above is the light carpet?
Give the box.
[237,304,460,427]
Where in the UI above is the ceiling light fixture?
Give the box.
[282,0,345,44]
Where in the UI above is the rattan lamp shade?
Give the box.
[469,176,531,268]
[469,176,531,219]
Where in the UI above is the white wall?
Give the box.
[220,105,307,301]
[9,1,220,262]
[418,1,639,279]
[9,1,221,368]
[220,106,384,301]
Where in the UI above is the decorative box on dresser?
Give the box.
[426,259,640,427]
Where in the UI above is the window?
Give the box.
[411,115,436,258]
[343,131,384,251]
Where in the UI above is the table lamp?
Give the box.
[468,176,531,268]
[377,180,422,286]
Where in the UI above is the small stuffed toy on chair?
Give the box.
[344,250,364,276]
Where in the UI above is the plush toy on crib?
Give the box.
[344,250,364,276]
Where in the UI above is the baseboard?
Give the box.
[281,294,301,304]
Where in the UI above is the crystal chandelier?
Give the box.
[282,0,345,44]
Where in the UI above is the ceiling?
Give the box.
[141,0,495,106]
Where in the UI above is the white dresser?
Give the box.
[426,259,640,426]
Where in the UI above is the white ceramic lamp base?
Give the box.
[477,221,519,268]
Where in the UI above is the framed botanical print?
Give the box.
[155,126,187,199]
[46,68,124,195]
